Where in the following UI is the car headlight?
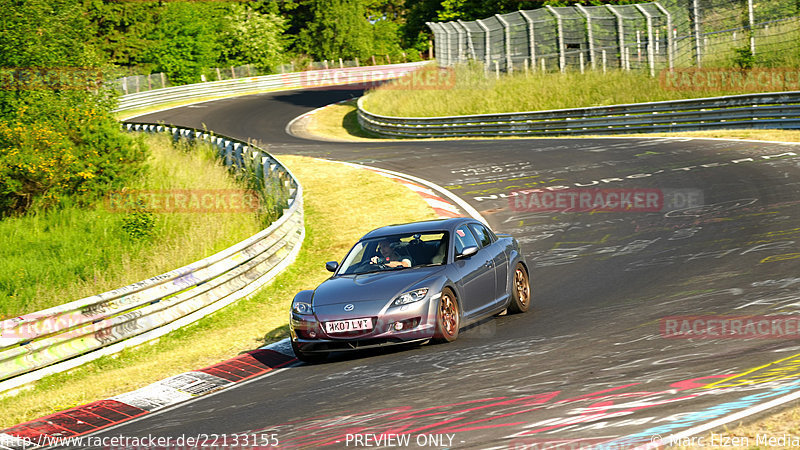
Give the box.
[292,302,313,315]
[392,288,429,306]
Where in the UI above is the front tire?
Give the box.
[433,288,460,343]
[291,340,327,364]
[508,263,531,314]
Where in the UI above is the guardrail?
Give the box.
[116,62,430,114]
[357,91,800,138]
[0,124,304,393]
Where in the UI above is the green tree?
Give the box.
[296,0,374,60]
[219,4,289,71]
[138,3,224,84]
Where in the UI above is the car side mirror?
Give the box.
[456,246,478,260]
[325,261,339,272]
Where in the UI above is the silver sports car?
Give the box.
[289,218,531,362]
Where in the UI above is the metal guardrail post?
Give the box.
[495,14,513,72]
[476,19,492,70]
[635,4,657,77]
[575,5,596,71]
[546,6,566,73]
[520,11,537,72]
[653,2,674,69]
[607,5,627,70]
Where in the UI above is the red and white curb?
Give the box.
[337,162,485,223]
[0,341,296,450]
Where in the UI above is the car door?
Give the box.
[469,223,509,305]
[452,224,496,318]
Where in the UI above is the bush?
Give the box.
[0,106,147,215]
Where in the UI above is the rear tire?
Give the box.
[508,263,531,314]
[433,288,460,343]
[291,340,327,364]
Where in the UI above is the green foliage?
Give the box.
[0,0,146,216]
[732,46,755,69]
[138,3,224,85]
[121,208,155,240]
[219,5,289,71]
[297,0,374,60]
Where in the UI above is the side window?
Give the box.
[454,225,479,254]
[469,224,493,248]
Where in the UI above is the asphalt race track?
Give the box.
[110,88,800,449]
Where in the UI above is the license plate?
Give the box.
[325,318,372,334]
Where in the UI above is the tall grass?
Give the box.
[0,134,263,318]
[363,64,775,118]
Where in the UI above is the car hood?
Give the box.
[313,266,446,306]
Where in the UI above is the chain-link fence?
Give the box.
[427,0,800,74]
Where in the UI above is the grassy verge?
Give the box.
[0,155,437,428]
[302,100,384,142]
[362,64,797,118]
[0,134,265,318]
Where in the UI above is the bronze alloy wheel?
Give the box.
[508,263,531,314]
[435,288,460,342]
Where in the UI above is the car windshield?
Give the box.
[338,232,448,275]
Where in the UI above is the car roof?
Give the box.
[361,217,478,240]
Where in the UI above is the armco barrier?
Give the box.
[357,91,800,138]
[0,124,303,393]
[116,62,429,114]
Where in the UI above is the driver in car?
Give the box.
[370,239,412,268]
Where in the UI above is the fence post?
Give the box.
[575,5,596,70]
[477,19,492,70]
[602,49,607,73]
[545,6,566,73]
[495,14,513,73]
[692,0,702,67]
[635,4,656,77]
[426,22,439,63]
[521,11,537,72]
[457,20,478,61]
[747,0,756,55]
[607,5,626,70]
[437,22,452,66]
[653,2,674,69]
